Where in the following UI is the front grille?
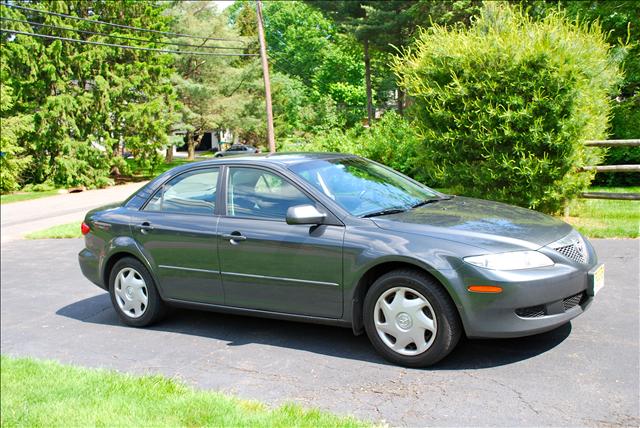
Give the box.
[563,292,585,311]
[548,231,588,264]
[515,305,546,318]
[554,243,587,264]
[516,291,587,318]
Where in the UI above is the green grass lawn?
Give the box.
[0,189,61,205]
[24,222,82,239]
[563,187,640,238]
[0,356,366,428]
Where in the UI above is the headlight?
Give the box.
[464,251,554,270]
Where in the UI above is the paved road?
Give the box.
[0,182,147,243]
[1,238,638,426]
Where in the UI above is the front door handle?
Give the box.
[221,232,247,243]
[139,221,154,234]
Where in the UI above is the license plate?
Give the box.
[588,264,605,296]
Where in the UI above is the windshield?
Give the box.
[289,157,441,217]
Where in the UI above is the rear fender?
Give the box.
[101,236,166,299]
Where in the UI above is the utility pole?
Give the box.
[255,0,275,153]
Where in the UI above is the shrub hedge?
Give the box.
[393,3,622,213]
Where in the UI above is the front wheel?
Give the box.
[363,269,461,367]
[109,257,166,327]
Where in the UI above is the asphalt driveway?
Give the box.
[0,181,147,243]
[1,238,638,426]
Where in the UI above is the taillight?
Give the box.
[81,222,91,235]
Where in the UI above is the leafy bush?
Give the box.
[21,181,57,192]
[279,112,421,177]
[393,3,622,213]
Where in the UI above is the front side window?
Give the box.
[226,167,313,220]
[144,168,219,215]
[290,157,440,217]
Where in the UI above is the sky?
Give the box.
[212,1,234,11]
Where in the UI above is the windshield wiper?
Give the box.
[361,208,407,218]
[411,196,453,209]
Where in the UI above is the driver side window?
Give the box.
[226,167,313,220]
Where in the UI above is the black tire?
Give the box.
[363,269,461,367]
[108,257,167,327]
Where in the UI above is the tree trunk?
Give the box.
[111,141,121,176]
[364,38,374,126]
[187,134,202,161]
[165,146,174,163]
[186,132,196,161]
[187,141,196,160]
[397,88,405,116]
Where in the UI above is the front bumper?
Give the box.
[443,246,598,339]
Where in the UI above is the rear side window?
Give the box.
[144,168,219,215]
[226,167,312,220]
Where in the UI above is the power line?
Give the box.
[2,3,246,45]
[0,16,246,51]
[0,28,259,57]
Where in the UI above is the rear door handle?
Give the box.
[140,221,154,234]
[221,232,247,243]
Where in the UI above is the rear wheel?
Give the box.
[109,257,166,327]
[363,269,461,367]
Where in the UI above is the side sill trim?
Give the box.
[164,298,350,328]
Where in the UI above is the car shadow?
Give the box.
[57,293,572,370]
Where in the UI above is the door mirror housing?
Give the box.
[286,204,326,225]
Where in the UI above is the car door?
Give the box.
[217,166,344,318]
[130,167,223,304]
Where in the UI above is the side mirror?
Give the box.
[286,204,326,225]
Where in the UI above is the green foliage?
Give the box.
[0,1,177,190]
[230,1,367,127]
[280,111,420,177]
[525,1,640,186]
[170,2,266,154]
[0,52,33,192]
[408,0,482,27]
[271,73,342,139]
[393,3,622,213]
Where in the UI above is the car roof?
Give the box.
[177,152,356,171]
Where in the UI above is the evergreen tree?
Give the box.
[0,0,177,188]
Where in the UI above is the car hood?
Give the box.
[371,196,572,251]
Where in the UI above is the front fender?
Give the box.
[343,224,477,328]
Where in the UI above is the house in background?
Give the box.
[174,129,234,154]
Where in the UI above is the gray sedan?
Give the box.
[78,153,604,367]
